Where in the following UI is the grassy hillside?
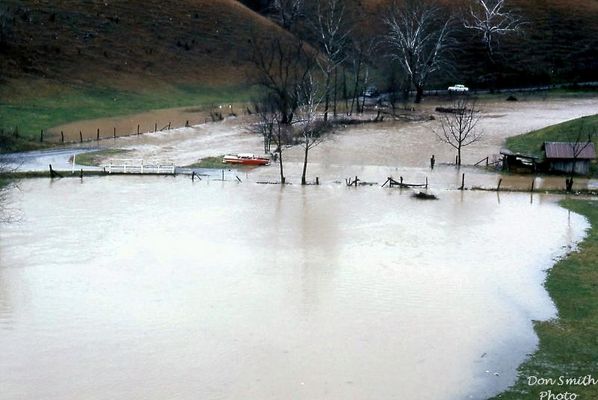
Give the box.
[506,114,598,158]
[0,0,289,86]
[0,0,287,146]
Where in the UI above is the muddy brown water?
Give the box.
[0,97,596,399]
[0,177,589,400]
[49,96,595,191]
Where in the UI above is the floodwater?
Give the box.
[8,97,598,191]
[0,177,589,400]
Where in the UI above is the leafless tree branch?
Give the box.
[463,0,525,57]
[435,98,483,165]
[383,0,456,103]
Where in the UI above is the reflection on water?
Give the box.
[0,177,588,400]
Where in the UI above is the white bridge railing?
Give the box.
[103,159,176,175]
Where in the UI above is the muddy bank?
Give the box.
[48,103,248,142]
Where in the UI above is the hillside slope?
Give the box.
[2,0,596,90]
[0,0,288,88]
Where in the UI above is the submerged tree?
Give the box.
[463,0,525,59]
[436,98,483,166]
[251,95,293,184]
[383,0,456,103]
[295,72,329,185]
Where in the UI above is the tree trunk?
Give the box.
[301,143,309,185]
[333,66,338,118]
[349,57,362,116]
[343,66,349,111]
[360,66,369,114]
[415,85,424,103]
[323,72,331,122]
[279,149,285,184]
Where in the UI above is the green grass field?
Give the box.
[184,156,229,169]
[492,199,598,399]
[506,114,598,158]
[71,149,131,166]
[0,82,256,151]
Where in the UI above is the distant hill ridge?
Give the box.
[0,0,597,90]
[0,0,290,88]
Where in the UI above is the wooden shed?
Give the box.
[542,141,596,175]
[500,149,539,172]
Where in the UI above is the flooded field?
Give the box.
[4,97,597,191]
[0,177,589,400]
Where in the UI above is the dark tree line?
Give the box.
[245,0,529,181]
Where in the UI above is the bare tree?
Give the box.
[436,98,483,166]
[295,72,329,185]
[270,0,304,32]
[463,0,525,58]
[383,0,456,103]
[559,123,596,191]
[310,0,350,121]
[249,34,314,125]
[251,95,293,184]
[348,37,376,115]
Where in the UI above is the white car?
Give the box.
[448,84,469,92]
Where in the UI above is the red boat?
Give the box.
[223,153,270,166]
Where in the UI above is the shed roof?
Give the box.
[542,142,596,160]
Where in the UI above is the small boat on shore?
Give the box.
[223,153,270,166]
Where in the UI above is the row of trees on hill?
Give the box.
[246,0,525,183]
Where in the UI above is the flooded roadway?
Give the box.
[0,177,589,400]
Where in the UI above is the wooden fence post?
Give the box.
[154,122,157,132]
[40,129,44,143]
[460,173,465,190]
[61,131,64,143]
[49,164,63,178]
[168,122,171,130]
[80,131,83,143]
[97,128,100,141]
[137,124,140,135]
[113,127,116,139]
[497,178,502,192]
[530,178,535,192]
